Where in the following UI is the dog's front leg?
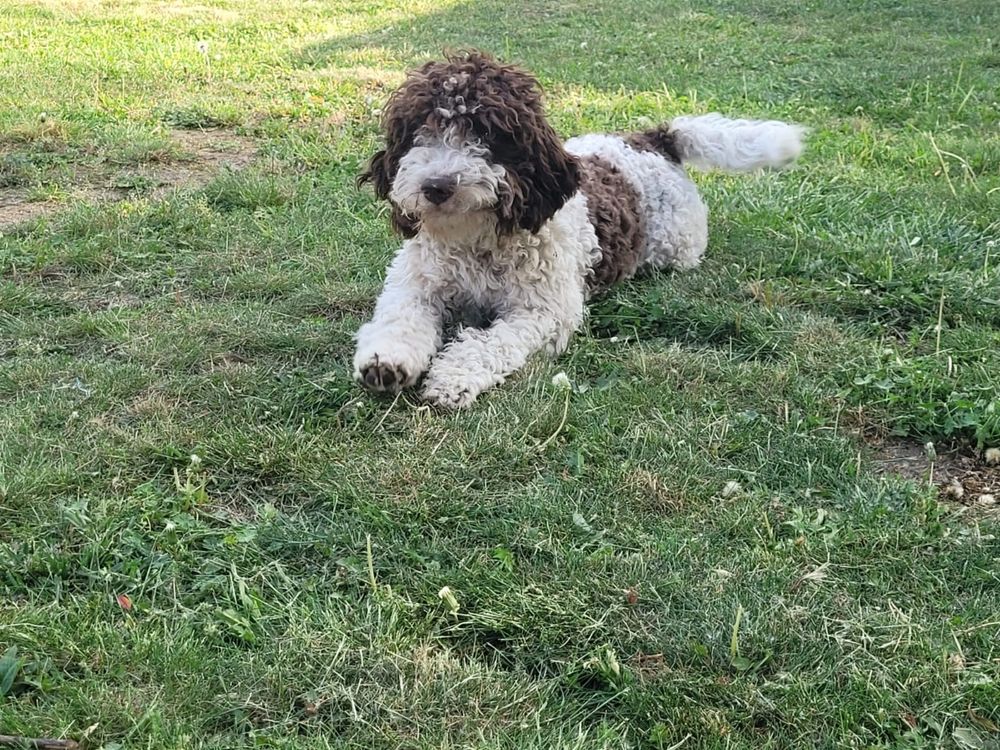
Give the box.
[353,253,443,393]
[421,310,562,409]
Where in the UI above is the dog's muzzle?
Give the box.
[421,176,457,205]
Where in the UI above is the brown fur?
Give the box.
[578,155,645,294]
[358,50,580,236]
[623,125,683,163]
[357,146,420,237]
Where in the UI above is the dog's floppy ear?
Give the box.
[465,55,579,235]
[359,60,443,238]
[358,148,393,201]
[498,129,580,235]
[358,102,423,237]
[358,150,420,238]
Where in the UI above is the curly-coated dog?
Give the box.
[353,50,805,408]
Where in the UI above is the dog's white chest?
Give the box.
[443,251,515,312]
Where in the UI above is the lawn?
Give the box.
[1,0,999,747]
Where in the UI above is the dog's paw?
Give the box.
[421,378,477,409]
[353,351,424,393]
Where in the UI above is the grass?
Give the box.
[1,0,999,747]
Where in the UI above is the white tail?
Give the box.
[670,113,806,172]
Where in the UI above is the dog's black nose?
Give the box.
[421,177,456,205]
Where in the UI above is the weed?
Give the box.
[1,1,998,748]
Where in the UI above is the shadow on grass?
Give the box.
[291,0,996,120]
[292,0,817,104]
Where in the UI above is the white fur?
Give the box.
[355,194,599,407]
[390,127,507,220]
[566,134,709,271]
[355,114,804,407]
[670,114,806,172]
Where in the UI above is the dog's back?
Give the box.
[566,115,805,283]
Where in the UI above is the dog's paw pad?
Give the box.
[357,359,409,393]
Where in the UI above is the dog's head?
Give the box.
[359,50,580,239]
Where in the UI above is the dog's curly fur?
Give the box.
[354,50,805,408]
[359,52,579,237]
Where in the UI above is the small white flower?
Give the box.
[947,652,965,672]
[985,448,1000,466]
[551,371,572,390]
[196,40,210,54]
[438,586,460,614]
[189,453,202,466]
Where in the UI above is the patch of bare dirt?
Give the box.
[0,191,63,227]
[57,285,147,312]
[619,467,688,513]
[126,388,185,419]
[21,0,103,12]
[1,186,124,231]
[149,129,256,190]
[0,128,256,231]
[24,0,240,20]
[203,351,252,373]
[873,440,999,516]
[133,2,241,21]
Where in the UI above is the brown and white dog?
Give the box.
[353,50,805,408]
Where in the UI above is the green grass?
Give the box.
[2,1,999,748]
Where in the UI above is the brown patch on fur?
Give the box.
[358,50,579,236]
[623,125,683,163]
[578,155,645,294]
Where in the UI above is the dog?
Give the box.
[353,50,805,408]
